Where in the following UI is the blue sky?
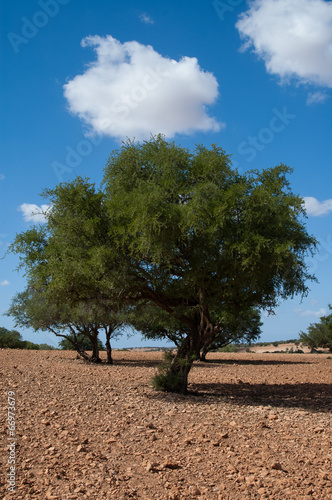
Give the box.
[1,0,332,348]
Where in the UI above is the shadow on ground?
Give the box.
[184,381,332,412]
[195,358,313,366]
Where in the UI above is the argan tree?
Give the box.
[102,136,317,393]
[8,179,124,363]
[9,137,317,392]
[299,305,332,352]
[7,288,123,363]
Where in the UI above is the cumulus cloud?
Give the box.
[293,307,326,318]
[63,35,221,140]
[0,280,10,286]
[236,0,332,88]
[303,197,332,216]
[0,173,4,180]
[18,203,51,223]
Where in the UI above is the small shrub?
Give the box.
[220,344,239,353]
[151,350,193,393]
[152,370,184,392]
[152,350,180,392]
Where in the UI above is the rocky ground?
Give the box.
[1,349,331,499]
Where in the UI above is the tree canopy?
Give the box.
[9,136,317,392]
[101,136,317,391]
[0,326,40,349]
[299,305,332,352]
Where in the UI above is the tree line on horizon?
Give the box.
[4,135,323,393]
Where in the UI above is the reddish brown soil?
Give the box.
[1,349,331,499]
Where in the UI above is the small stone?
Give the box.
[269,414,278,420]
[163,462,181,470]
[271,462,283,470]
[220,432,229,439]
[189,485,201,496]
[76,445,86,452]
[146,461,158,472]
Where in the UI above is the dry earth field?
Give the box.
[1,348,331,500]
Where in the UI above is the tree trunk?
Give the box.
[153,305,220,394]
[163,330,201,394]
[76,347,92,362]
[89,330,102,363]
[105,328,113,364]
[200,348,207,362]
[61,332,92,362]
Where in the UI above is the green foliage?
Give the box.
[219,344,239,353]
[7,178,126,363]
[0,327,24,348]
[299,305,332,351]
[151,350,186,392]
[58,335,105,351]
[0,327,41,349]
[201,308,262,357]
[8,136,317,391]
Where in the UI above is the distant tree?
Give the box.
[299,306,332,352]
[58,334,105,352]
[0,327,24,348]
[0,327,41,349]
[38,343,56,350]
[22,340,40,349]
[6,288,123,364]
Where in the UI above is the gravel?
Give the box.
[1,349,331,499]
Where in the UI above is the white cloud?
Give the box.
[303,196,332,216]
[0,280,10,286]
[0,173,4,181]
[306,90,329,105]
[63,35,222,140]
[18,203,51,223]
[139,13,154,24]
[236,0,332,88]
[293,307,326,318]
